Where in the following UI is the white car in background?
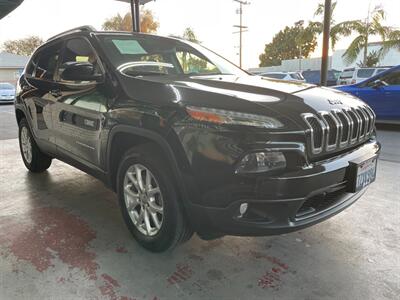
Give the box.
[337,67,391,85]
[260,72,306,82]
[0,82,16,103]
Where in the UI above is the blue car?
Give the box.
[335,65,400,124]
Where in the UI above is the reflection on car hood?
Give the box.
[118,74,367,130]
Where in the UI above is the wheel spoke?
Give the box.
[135,166,145,192]
[150,212,161,229]
[144,208,152,234]
[146,170,152,192]
[149,200,163,214]
[136,208,145,225]
[148,187,160,196]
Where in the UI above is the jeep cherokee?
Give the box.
[15,26,380,252]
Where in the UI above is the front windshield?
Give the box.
[0,83,14,90]
[97,34,247,77]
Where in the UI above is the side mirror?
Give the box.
[61,62,102,82]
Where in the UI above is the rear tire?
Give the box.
[18,118,52,173]
[117,144,193,252]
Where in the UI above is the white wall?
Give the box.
[249,43,400,74]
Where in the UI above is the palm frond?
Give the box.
[342,35,365,65]
[381,30,400,56]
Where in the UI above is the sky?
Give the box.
[0,0,399,68]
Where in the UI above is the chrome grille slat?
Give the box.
[302,106,375,156]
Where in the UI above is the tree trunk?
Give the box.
[363,34,369,67]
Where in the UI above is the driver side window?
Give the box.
[58,38,102,83]
[381,70,400,86]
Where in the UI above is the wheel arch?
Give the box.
[106,125,189,203]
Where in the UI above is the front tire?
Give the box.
[18,118,52,173]
[117,145,193,252]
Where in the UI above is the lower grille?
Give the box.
[295,187,347,220]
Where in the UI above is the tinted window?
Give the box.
[98,34,246,77]
[263,73,286,79]
[34,43,63,81]
[381,70,400,86]
[357,69,375,78]
[26,54,39,77]
[58,38,102,81]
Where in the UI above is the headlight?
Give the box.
[186,106,283,129]
[236,151,286,174]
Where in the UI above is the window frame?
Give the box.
[26,40,64,82]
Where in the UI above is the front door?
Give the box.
[52,37,108,168]
[23,42,63,151]
[356,68,400,121]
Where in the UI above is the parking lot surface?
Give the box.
[0,103,399,299]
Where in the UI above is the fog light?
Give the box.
[239,203,249,217]
[236,151,286,174]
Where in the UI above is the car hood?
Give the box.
[118,74,367,129]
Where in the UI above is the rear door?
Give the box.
[51,37,108,168]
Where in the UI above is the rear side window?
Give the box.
[25,54,39,77]
[357,69,375,78]
[34,42,63,81]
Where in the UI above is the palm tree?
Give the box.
[311,1,355,50]
[340,9,389,66]
[381,29,400,55]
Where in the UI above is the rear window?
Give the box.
[0,83,14,90]
[263,73,286,79]
[340,69,355,79]
[357,69,375,78]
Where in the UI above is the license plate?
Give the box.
[347,157,377,193]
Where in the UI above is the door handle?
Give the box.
[50,90,62,97]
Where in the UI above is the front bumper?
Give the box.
[189,139,380,238]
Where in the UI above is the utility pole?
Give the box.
[116,0,153,32]
[320,0,331,86]
[295,20,305,72]
[233,0,250,69]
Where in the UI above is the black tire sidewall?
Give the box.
[18,119,35,170]
[117,150,183,252]
[18,118,51,172]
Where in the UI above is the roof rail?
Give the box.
[47,25,96,41]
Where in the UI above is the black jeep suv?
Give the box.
[15,26,380,252]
